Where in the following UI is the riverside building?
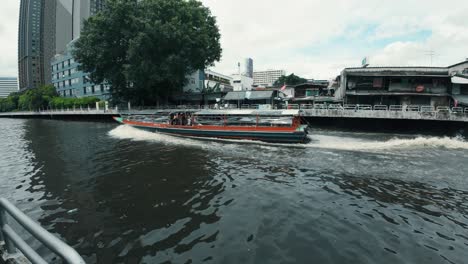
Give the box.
[253,69,286,87]
[335,59,468,108]
[51,40,110,100]
[19,0,106,91]
[0,77,18,98]
[52,0,108,99]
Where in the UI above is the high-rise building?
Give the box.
[56,0,106,54]
[243,58,253,78]
[19,0,105,91]
[51,0,107,99]
[0,77,19,98]
[18,0,56,90]
[253,69,286,87]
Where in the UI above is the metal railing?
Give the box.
[373,105,388,111]
[0,198,85,264]
[48,104,468,115]
[406,105,420,112]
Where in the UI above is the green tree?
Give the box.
[18,89,46,111]
[274,74,308,86]
[73,0,221,105]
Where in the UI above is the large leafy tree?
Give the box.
[73,0,222,105]
[274,74,308,86]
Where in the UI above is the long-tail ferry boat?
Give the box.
[113,109,309,143]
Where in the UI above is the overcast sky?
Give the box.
[1,0,467,79]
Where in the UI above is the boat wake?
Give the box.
[308,134,468,151]
[108,125,468,151]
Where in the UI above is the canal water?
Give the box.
[1,118,467,264]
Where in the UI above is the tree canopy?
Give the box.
[274,74,308,86]
[73,0,222,105]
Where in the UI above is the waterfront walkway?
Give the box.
[1,104,468,123]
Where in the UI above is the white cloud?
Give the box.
[0,1,19,77]
[1,0,467,79]
[201,0,468,78]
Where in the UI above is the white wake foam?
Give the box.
[308,134,468,151]
[108,125,468,151]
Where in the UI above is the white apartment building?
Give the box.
[0,77,18,98]
[231,73,253,91]
[253,69,286,87]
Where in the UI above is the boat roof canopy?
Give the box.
[194,109,301,116]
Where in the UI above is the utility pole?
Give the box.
[425,49,436,66]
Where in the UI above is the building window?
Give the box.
[68,79,72,86]
[83,87,87,94]
[100,84,104,92]
[92,86,95,93]
[69,90,72,96]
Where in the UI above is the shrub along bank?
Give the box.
[0,85,101,112]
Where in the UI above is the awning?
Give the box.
[452,95,468,105]
[245,90,274,100]
[451,76,468,84]
[223,91,245,100]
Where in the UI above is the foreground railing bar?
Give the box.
[0,198,85,264]
[2,225,48,264]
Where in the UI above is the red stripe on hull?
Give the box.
[122,120,300,132]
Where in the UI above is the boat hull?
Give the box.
[114,117,309,143]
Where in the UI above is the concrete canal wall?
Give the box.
[1,107,468,133]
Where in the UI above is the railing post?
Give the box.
[0,208,16,254]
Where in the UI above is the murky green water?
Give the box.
[1,118,467,263]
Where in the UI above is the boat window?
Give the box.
[194,116,225,126]
[257,116,293,127]
[225,116,257,126]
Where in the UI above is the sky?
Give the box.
[1,0,467,79]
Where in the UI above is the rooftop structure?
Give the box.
[231,73,253,91]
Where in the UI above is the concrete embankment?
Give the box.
[0,110,117,122]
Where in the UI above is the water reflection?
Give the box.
[21,120,227,262]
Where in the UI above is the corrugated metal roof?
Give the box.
[344,67,449,76]
[245,90,274,99]
[223,91,246,100]
[224,91,275,100]
[452,76,468,84]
